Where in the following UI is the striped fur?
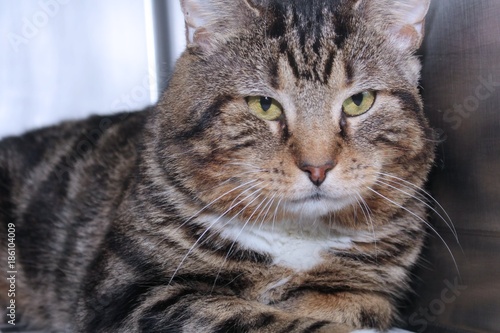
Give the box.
[0,0,434,332]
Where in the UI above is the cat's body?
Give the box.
[0,0,434,332]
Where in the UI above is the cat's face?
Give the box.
[155,0,434,230]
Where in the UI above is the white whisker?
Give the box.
[271,195,284,233]
[210,191,265,290]
[375,178,459,244]
[367,186,460,276]
[257,193,278,230]
[169,186,263,285]
[174,179,260,232]
[377,171,457,239]
[357,192,378,261]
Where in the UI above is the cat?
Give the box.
[0,0,435,332]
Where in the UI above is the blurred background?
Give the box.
[1,1,499,333]
[0,0,185,138]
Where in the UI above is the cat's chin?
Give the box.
[284,194,354,219]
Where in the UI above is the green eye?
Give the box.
[247,96,283,121]
[342,91,376,117]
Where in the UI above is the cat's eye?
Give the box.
[342,91,376,117]
[247,96,283,121]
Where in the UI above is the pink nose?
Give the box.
[300,162,335,186]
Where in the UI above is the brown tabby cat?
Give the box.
[0,0,435,332]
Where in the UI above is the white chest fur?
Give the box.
[212,218,353,271]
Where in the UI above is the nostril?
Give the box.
[300,162,335,186]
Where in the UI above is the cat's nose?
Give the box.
[300,162,335,187]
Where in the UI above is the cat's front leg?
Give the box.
[81,286,354,333]
[136,291,355,333]
[277,290,394,331]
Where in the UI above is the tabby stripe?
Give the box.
[148,290,198,315]
[344,60,354,84]
[229,129,259,142]
[186,222,272,265]
[312,39,321,56]
[81,229,174,331]
[212,315,247,333]
[159,164,199,205]
[287,50,301,80]
[138,288,199,332]
[359,309,381,328]
[55,115,145,292]
[372,134,408,149]
[303,320,331,332]
[267,3,286,38]
[336,251,403,266]
[1,131,47,175]
[254,313,278,329]
[333,14,351,48]
[212,312,277,333]
[0,166,14,229]
[279,319,301,333]
[86,282,154,332]
[269,61,280,88]
[323,51,335,84]
[106,229,171,279]
[233,140,257,151]
[176,95,232,140]
[391,90,421,114]
[18,117,107,281]
[139,308,186,333]
[105,228,249,291]
[84,241,168,331]
[171,273,247,292]
[279,285,355,302]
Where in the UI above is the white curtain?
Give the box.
[0,0,184,138]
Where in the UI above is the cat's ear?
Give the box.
[180,0,261,51]
[388,0,431,50]
[364,0,431,51]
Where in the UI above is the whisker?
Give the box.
[169,187,263,285]
[210,191,265,290]
[356,193,377,239]
[271,195,284,233]
[256,193,278,230]
[225,162,265,170]
[376,171,457,239]
[174,179,260,232]
[367,186,460,276]
[375,178,460,244]
[356,193,378,261]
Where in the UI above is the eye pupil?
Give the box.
[260,97,272,111]
[351,93,364,106]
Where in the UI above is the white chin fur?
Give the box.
[211,215,353,272]
[284,196,354,218]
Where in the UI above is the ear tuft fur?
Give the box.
[388,0,431,50]
[180,0,261,51]
[362,0,431,51]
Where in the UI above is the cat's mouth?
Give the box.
[291,193,328,202]
[284,191,355,217]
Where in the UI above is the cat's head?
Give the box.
[152,0,435,231]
